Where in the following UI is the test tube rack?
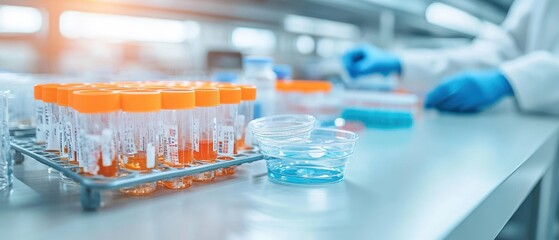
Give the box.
[10,137,264,211]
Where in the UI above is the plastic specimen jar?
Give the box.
[192,88,219,182]
[33,85,45,144]
[119,90,161,195]
[41,84,61,153]
[238,85,256,150]
[216,86,241,176]
[160,89,195,189]
[73,90,120,177]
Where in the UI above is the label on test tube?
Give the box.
[101,129,114,167]
[212,118,218,152]
[44,106,54,149]
[52,113,60,150]
[193,119,200,152]
[83,134,101,175]
[36,105,45,142]
[164,124,179,165]
[139,127,148,151]
[157,120,164,158]
[66,121,74,161]
[218,125,235,155]
[59,121,67,158]
[124,127,137,154]
[146,143,155,168]
[235,115,245,140]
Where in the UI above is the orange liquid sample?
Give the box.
[123,152,153,171]
[194,140,217,162]
[216,156,235,176]
[162,176,192,189]
[69,151,78,165]
[164,149,194,167]
[163,149,194,188]
[60,146,69,162]
[98,157,118,177]
[236,138,245,149]
[120,182,157,196]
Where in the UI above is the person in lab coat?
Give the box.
[342,0,559,114]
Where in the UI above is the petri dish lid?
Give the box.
[249,114,315,134]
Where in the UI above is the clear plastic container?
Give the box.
[242,56,276,118]
[192,88,219,182]
[259,128,358,184]
[119,90,161,195]
[216,86,241,176]
[237,85,256,150]
[249,114,315,144]
[160,89,195,189]
[33,85,45,145]
[41,84,61,153]
[73,90,120,177]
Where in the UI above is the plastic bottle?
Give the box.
[160,89,195,189]
[242,57,276,118]
[73,90,120,177]
[119,90,161,195]
[192,88,219,182]
[273,64,292,80]
[216,86,241,176]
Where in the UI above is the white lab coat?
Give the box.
[399,0,559,115]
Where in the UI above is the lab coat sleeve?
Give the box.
[398,0,534,83]
[501,51,559,115]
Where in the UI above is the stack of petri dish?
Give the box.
[249,114,358,185]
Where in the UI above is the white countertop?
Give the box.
[2,100,559,240]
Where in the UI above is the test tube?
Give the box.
[160,89,195,189]
[68,86,98,167]
[192,88,219,182]
[119,90,161,195]
[41,84,61,153]
[216,86,241,176]
[33,85,45,145]
[56,87,73,162]
[238,85,256,150]
[73,90,120,177]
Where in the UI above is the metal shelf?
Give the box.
[10,137,264,211]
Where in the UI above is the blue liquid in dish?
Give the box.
[265,151,349,185]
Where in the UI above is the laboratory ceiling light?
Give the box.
[0,5,42,34]
[59,11,200,43]
[425,2,482,36]
[231,27,276,51]
[295,35,315,55]
[284,14,360,40]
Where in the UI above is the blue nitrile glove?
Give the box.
[425,70,514,113]
[341,45,402,78]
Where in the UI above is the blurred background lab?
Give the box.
[2,1,558,240]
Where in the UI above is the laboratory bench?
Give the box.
[1,100,559,240]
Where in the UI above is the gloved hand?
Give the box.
[425,70,514,112]
[341,45,401,78]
